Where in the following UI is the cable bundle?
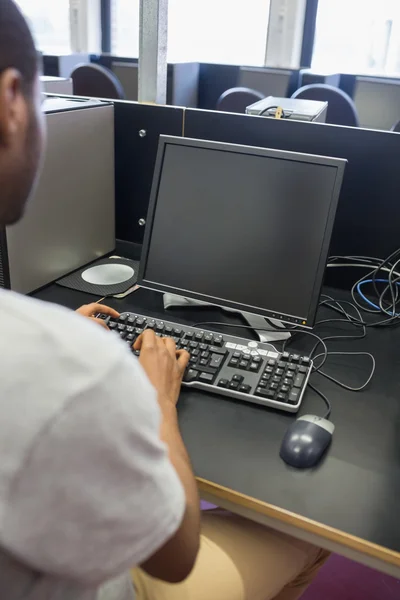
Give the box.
[328,252,400,326]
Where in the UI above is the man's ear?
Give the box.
[0,68,25,147]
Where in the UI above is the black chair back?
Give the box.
[71,63,125,100]
[216,87,264,114]
[292,84,359,127]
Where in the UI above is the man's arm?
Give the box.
[135,332,201,583]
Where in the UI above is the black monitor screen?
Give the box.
[140,137,345,327]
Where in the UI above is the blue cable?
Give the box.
[357,279,400,313]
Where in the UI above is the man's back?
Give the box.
[0,289,185,600]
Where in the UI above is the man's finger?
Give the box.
[135,329,157,351]
[162,336,177,357]
[176,349,190,372]
[94,303,120,318]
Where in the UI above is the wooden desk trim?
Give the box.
[197,478,400,569]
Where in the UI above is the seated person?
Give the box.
[0,2,329,599]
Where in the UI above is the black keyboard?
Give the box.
[102,312,313,413]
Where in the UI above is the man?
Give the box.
[0,2,329,599]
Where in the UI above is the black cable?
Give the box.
[308,383,332,420]
[258,105,288,118]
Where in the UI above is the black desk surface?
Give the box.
[34,283,400,566]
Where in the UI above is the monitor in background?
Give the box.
[112,62,139,101]
[238,67,294,98]
[139,136,346,328]
[353,76,400,130]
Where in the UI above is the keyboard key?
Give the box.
[268,359,276,366]
[185,331,194,339]
[118,315,127,323]
[173,328,182,337]
[249,362,260,372]
[109,322,117,330]
[214,335,224,347]
[288,390,300,404]
[118,324,126,331]
[294,374,305,388]
[135,327,144,335]
[282,352,290,361]
[119,331,127,340]
[278,361,286,369]
[199,358,209,367]
[209,346,227,355]
[302,357,311,366]
[258,381,267,388]
[239,361,248,369]
[241,354,250,362]
[283,378,292,386]
[210,354,224,369]
[127,317,136,326]
[285,372,294,379]
[272,376,281,383]
[266,366,274,374]
[136,317,146,327]
[127,334,135,342]
[201,351,210,359]
[228,380,240,390]
[189,341,199,349]
[181,340,189,348]
[229,358,239,367]
[291,354,300,363]
[184,369,198,382]
[232,374,244,383]
[252,356,262,364]
[276,393,288,403]
[218,378,229,388]
[281,385,290,393]
[156,322,165,332]
[261,374,271,381]
[255,387,275,399]
[276,368,284,376]
[199,372,214,383]
[239,385,251,394]
[233,351,241,358]
[147,321,156,330]
[164,325,173,334]
[298,366,308,374]
[195,332,204,341]
[199,343,208,351]
[270,383,279,391]
[204,333,214,343]
[192,348,200,357]
[189,356,197,365]
[288,363,297,371]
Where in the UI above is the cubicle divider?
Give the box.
[183,108,400,262]
[114,101,184,244]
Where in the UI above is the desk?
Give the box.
[34,283,400,579]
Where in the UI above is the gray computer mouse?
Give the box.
[280,415,335,469]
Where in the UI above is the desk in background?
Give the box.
[34,278,400,579]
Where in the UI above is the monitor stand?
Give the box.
[163,294,291,343]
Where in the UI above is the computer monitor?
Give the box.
[353,76,400,130]
[238,67,294,98]
[139,136,346,328]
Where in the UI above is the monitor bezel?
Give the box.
[138,135,346,329]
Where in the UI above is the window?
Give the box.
[312,0,400,75]
[15,0,71,54]
[112,0,140,57]
[112,0,270,65]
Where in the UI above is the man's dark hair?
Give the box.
[0,0,38,94]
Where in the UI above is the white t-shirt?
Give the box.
[0,289,185,600]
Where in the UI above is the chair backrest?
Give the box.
[391,119,400,132]
[71,63,125,100]
[216,87,264,114]
[291,84,359,127]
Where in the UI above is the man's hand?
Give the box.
[134,330,190,409]
[76,303,120,330]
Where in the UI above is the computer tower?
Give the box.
[246,96,328,123]
[0,97,115,294]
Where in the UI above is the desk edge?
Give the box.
[197,477,400,568]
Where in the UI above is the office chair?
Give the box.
[291,84,359,127]
[71,63,125,101]
[391,119,400,132]
[216,87,264,114]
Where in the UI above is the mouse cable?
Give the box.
[312,351,376,392]
[192,321,329,369]
[307,383,332,420]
